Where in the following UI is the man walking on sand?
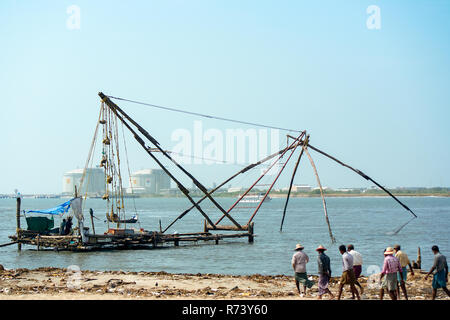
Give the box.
[316,245,334,300]
[425,245,450,300]
[394,244,414,300]
[347,244,364,297]
[380,247,404,300]
[337,244,360,300]
[292,243,314,297]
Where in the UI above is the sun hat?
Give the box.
[384,247,395,255]
[294,243,304,250]
[316,245,327,251]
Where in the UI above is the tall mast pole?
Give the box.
[280,135,308,231]
[16,196,21,251]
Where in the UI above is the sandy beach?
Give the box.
[0,267,448,300]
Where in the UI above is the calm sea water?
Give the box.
[0,197,448,276]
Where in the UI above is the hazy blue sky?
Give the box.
[1,0,449,194]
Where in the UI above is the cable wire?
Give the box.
[107,95,302,133]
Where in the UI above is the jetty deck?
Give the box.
[8,223,254,251]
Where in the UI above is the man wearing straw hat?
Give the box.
[380,247,404,300]
[292,243,314,297]
[316,245,334,300]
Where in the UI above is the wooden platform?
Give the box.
[8,225,254,251]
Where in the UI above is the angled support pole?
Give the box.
[162,144,296,233]
[246,137,303,226]
[303,141,417,219]
[303,146,336,243]
[214,131,306,226]
[280,134,309,232]
[99,92,242,230]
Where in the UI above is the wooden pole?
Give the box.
[416,247,421,269]
[206,224,248,231]
[89,208,96,235]
[303,141,417,218]
[174,232,179,247]
[152,232,157,248]
[280,135,308,231]
[248,222,254,243]
[16,197,21,251]
[303,147,336,243]
[0,241,18,248]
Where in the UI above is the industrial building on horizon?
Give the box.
[62,167,105,196]
[62,167,171,196]
[126,168,171,195]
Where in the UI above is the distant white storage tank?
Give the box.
[128,169,171,194]
[63,168,105,196]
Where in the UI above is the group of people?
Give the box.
[291,243,449,300]
[59,216,73,235]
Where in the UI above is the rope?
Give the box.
[390,216,417,235]
[81,139,97,214]
[121,120,141,229]
[113,113,126,221]
[107,95,302,133]
[79,106,102,193]
[101,103,110,229]
[148,148,250,167]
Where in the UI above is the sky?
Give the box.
[0,0,449,194]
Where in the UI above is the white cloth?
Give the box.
[349,250,363,266]
[71,197,87,244]
[292,251,309,273]
[79,220,88,244]
[71,197,83,221]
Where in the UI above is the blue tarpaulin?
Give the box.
[26,198,74,215]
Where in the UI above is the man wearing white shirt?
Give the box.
[337,245,360,300]
[291,243,314,296]
[347,244,364,296]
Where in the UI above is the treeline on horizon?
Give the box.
[1,187,448,199]
[178,187,450,198]
[243,187,449,196]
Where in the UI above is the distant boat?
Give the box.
[238,193,271,203]
[106,213,138,224]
